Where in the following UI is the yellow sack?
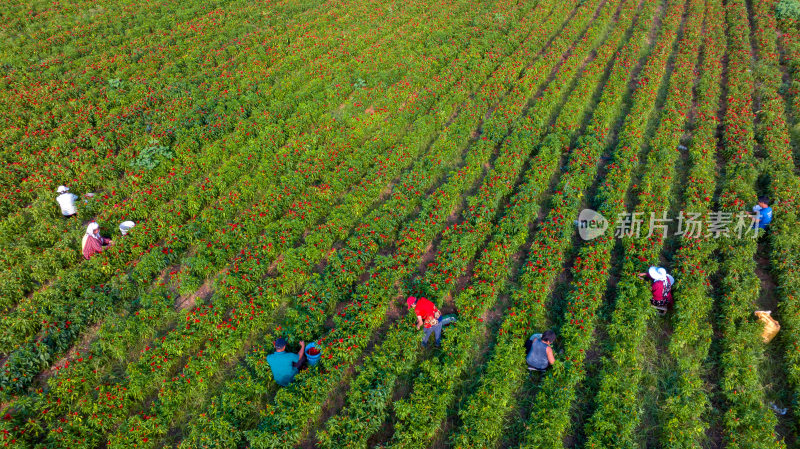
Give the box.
[754,311,780,343]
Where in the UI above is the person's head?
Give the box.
[274,337,287,351]
[406,296,417,310]
[542,330,556,344]
[758,196,770,208]
[86,222,99,236]
[57,185,69,194]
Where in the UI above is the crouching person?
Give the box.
[407,296,456,348]
[637,266,674,315]
[525,330,556,371]
[82,222,113,260]
[266,337,305,387]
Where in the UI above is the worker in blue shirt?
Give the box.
[266,338,305,386]
[751,196,773,229]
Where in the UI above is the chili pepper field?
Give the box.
[3,0,800,447]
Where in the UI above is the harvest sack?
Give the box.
[755,310,780,343]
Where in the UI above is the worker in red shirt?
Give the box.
[407,296,455,347]
[637,266,674,315]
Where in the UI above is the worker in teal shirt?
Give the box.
[266,337,305,386]
[751,196,773,229]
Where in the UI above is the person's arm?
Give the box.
[416,314,423,330]
[546,346,555,365]
[292,341,306,369]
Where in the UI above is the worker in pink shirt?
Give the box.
[82,222,113,260]
[637,266,674,314]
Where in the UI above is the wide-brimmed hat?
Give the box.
[119,221,135,236]
[57,185,69,193]
[648,266,667,281]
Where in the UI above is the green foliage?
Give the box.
[128,138,173,170]
[776,0,800,22]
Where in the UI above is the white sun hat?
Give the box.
[57,185,69,193]
[119,221,135,236]
[648,266,667,281]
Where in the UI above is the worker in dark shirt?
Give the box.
[525,330,556,371]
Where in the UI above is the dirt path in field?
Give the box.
[754,237,797,446]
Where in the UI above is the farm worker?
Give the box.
[637,266,674,314]
[266,338,305,387]
[751,196,773,229]
[525,330,556,371]
[407,296,455,347]
[56,185,79,218]
[82,222,113,260]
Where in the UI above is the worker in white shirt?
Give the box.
[56,186,79,218]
